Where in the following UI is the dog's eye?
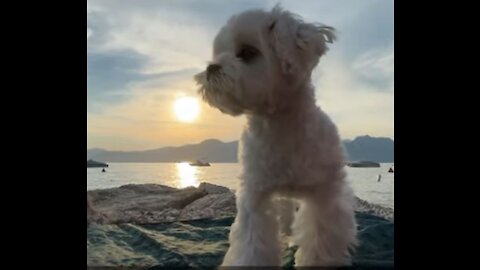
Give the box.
[237,45,260,63]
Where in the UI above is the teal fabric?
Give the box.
[87,212,393,269]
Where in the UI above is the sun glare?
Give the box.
[176,162,199,188]
[174,97,200,122]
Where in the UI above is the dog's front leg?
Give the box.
[221,186,281,266]
[292,185,357,266]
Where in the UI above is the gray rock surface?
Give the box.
[198,182,232,194]
[179,192,236,221]
[88,184,206,224]
[87,182,394,225]
[355,197,394,221]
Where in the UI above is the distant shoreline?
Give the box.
[87,136,394,163]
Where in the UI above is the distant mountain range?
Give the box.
[87,135,393,163]
[343,135,394,162]
[87,139,238,163]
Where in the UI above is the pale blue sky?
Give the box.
[87,0,393,151]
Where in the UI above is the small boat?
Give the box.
[347,161,380,168]
[87,159,109,168]
[189,160,211,167]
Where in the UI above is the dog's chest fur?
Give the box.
[238,103,346,191]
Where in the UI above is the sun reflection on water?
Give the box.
[176,162,200,188]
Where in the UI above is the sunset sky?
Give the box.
[87,0,393,151]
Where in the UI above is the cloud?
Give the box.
[87,49,151,111]
[87,47,202,113]
[313,45,393,139]
[352,45,394,92]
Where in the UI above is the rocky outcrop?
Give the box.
[198,182,232,194]
[87,183,394,225]
[87,184,206,224]
[87,183,394,268]
[87,193,107,225]
[179,191,236,221]
[355,197,394,221]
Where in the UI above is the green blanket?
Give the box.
[87,212,393,269]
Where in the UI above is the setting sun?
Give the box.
[174,97,200,122]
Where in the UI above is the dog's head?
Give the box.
[195,5,336,116]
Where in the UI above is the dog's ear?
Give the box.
[297,23,336,58]
[268,5,336,75]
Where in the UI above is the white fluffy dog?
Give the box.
[195,6,357,267]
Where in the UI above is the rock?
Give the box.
[87,193,107,225]
[198,182,232,194]
[87,183,394,268]
[87,183,393,226]
[355,196,394,221]
[88,184,207,225]
[179,192,236,221]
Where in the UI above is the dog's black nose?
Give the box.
[206,64,221,79]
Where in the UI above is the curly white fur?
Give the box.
[195,5,357,267]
